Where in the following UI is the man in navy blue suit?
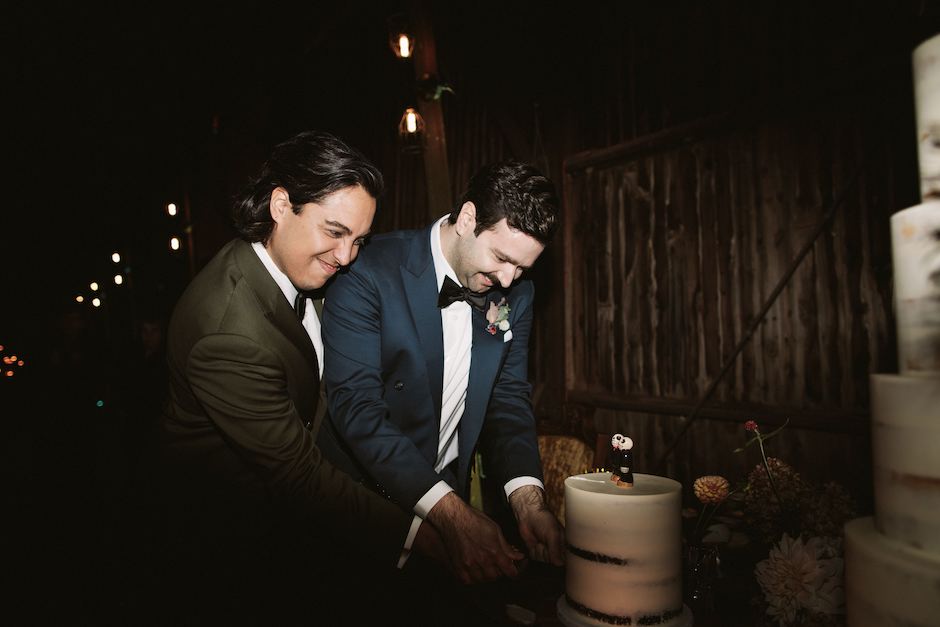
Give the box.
[321,161,565,584]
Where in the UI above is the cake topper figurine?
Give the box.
[608,433,634,488]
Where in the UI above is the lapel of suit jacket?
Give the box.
[400,226,445,422]
[232,239,320,380]
[459,290,509,475]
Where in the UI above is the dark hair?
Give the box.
[232,131,384,243]
[448,160,559,245]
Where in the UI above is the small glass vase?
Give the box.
[684,542,721,615]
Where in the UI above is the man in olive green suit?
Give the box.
[159,131,439,623]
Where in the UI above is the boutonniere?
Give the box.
[485,298,511,335]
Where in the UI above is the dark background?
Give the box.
[6,1,940,348]
[5,2,412,329]
[4,1,940,623]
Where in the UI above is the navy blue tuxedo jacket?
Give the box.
[321,224,544,510]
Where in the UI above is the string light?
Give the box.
[114,274,123,285]
[90,282,99,292]
[167,202,178,217]
[170,236,181,251]
[111,252,121,263]
[92,298,101,308]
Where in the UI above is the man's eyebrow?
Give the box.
[494,248,525,268]
[324,220,352,235]
[325,219,371,240]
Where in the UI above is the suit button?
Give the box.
[394,381,404,391]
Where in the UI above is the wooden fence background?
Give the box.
[562,100,912,498]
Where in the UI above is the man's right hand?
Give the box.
[426,492,524,584]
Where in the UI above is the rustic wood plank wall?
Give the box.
[565,111,898,419]
[561,93,920,501]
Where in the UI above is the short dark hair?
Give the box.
[448,160,559,245]
[232,131,384,243]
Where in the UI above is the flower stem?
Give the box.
[693,504,710,540]
[756,434,781,505]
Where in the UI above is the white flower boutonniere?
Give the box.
[485,298,511,336]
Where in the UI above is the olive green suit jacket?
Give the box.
[161,238,410,566]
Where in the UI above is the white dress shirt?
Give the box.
[251,242,323,377]
[399,218,543,565]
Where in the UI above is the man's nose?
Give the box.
[497,265,519,288]
[333,240,354,267]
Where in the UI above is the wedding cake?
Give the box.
[843,31,940,627]
[557,471,693,627]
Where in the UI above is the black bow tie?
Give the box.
[438,276,487,311]
[294,289,323,320]
[294,291,309,320]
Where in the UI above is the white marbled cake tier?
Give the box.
[845,517,940,627]
[914,33,940,199]
[870,374,940,552]
[561,472,685,627]
[890,202,940,374]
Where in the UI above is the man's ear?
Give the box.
[455,201,477,237]
[269,187,292,224]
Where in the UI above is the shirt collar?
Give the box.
[251,241,298,307]
[430,214,461,290]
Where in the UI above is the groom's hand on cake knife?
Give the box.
[426,492,524,584]
[509,485,566,566]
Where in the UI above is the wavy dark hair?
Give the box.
[448,160,559,245]
[232,131,384,243]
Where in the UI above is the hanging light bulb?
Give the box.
[396,33,414,58]
[398,107,425,154]
[387,14,415,59]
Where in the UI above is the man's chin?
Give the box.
[299,277,327,291]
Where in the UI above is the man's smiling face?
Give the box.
[266,184,375,290]
[449,202,545,293]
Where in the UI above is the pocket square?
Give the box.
[503,330,513,342]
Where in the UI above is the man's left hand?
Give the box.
[508,485,565,566]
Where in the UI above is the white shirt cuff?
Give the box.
[396,515,424,569]
[504,476,544,500]
[414,480,454,518]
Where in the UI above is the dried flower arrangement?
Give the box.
[684,420,857,627]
